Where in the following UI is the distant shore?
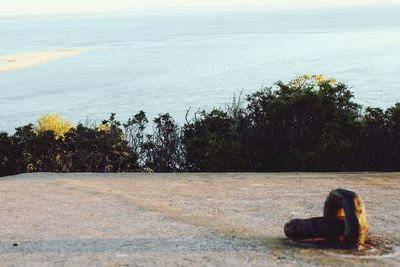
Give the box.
[0,48,90,72]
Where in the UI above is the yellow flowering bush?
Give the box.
[36,113,74,138]
[290,74,337,88]
[96,123,111,132]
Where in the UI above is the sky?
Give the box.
[1,0,399,17]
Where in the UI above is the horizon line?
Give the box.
[1,4,400,22]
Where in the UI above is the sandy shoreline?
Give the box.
[0,48,90,72]
[0,172,399,266]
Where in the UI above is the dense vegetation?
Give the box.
[2,75,400,177]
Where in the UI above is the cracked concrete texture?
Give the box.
[0,172,399,266]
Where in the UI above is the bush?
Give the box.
[0,114,139,176]
[63,123,138,172]
[62,113,138,172]
[0,132,17,176]
[183,108,248,172]
[123,110,149,167]
[244,75,361,171]
[143,113,185,172]
[3,75,400,177]
[36,114,74,138]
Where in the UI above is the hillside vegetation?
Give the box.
[2,75,400,176]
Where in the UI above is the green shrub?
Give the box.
[3,75,400,177]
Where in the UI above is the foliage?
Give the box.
[143,113,185,172]
[3,75,400,177]
[245,75,361,171]
[36,113,74,138]
[123,111,148,167]
[0,132,18,176]
[63,119,138,172]
[183,108,248,172]
[0,114,138,176]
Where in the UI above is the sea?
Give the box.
[1,6,400,132]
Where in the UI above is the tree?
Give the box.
[245,75,361,171]
[183,107,248,172]
[143,113,185,172]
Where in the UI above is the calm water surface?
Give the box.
[1,7,400,132]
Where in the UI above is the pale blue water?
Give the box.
[1,7,400,132]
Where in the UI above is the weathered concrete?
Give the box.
[0,172,399,266]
